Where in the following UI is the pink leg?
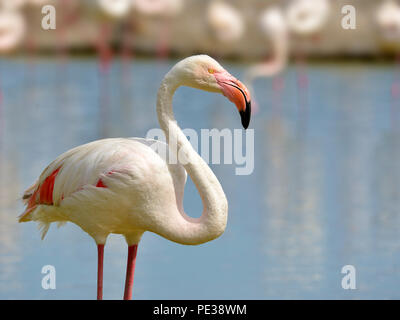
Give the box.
[97,244,104,300]
[123,244,138,300]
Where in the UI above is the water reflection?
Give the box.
[335,72,375,256]
[0,148,23,296]
[259,79,324,297]
[374,130,400,247]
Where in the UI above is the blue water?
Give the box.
[0,57,399,299]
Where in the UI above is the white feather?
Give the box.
[21,55,230,248]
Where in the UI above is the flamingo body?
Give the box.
[20,138,187,245]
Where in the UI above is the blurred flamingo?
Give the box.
[0,8,25,149]
[244,7,288,113]
[376,0,400,43]
[286,0,330,38]
[97,0,133,72]
[0,9,25,53]
[286,0,330,131]
[97,0,133,137]
[134,0,183,59]
[98,0,132,18]
[207,0,244,47]
[376,0,400,130]
[19,55,251,300]
[0,0,25,10]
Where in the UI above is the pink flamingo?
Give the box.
[18,55,251,300]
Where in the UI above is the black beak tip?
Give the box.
[239,100,251,129]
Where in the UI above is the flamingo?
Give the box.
[286,0,330,37]
[0,9,25,53]
[285,0,330,132]
[0,0,25,10]
[207,0,244,45]
[244,7,288,113]
[18,55,251,300]
[96,0,133,137]
[134,0,182,17]
[133,0,183,58]
[98,0,133,18]
[376,1,400,130]
[0,9,25,144]
[376,0,400,43]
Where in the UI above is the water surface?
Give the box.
[0,57,399,299]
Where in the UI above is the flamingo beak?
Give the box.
[214,71,252,129]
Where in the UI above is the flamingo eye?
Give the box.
[208,68,215,74]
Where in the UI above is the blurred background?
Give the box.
[1,0,400,299]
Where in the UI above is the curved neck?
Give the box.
[154,73,228,245]
[244,31,287,110]
[246,31,288,84]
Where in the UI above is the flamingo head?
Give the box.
[169,55,251,129]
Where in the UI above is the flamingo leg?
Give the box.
[123,244,138,300]
[97,244,104,300]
